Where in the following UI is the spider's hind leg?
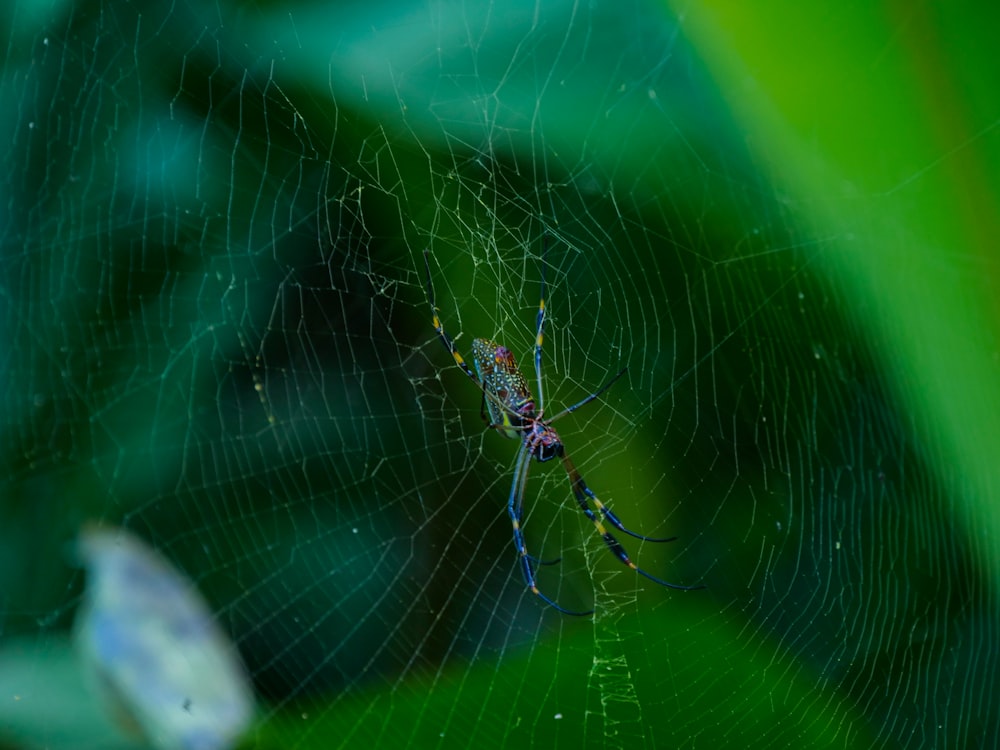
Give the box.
[561,453,704,591]
[507,444,593,615]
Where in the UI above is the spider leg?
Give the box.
[508,443,593,616]
[423,250,482,387]
[479,388,490,425]
[562,453,674,542]
[511,441,561,567]
[561,453,704,591]
[534,235,549,414]
[546,366,628,424]
[527,553,562,566]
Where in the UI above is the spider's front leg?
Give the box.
[423,250,482,387]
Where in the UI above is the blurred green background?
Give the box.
[1,0,998,748]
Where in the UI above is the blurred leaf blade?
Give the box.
[678,1,1000,581]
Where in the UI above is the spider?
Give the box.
[423,242,702,615]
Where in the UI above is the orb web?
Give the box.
[1,1,995,749]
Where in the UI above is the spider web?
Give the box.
[2,0,998,748]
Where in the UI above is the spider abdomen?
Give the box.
[472,338,534,440]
